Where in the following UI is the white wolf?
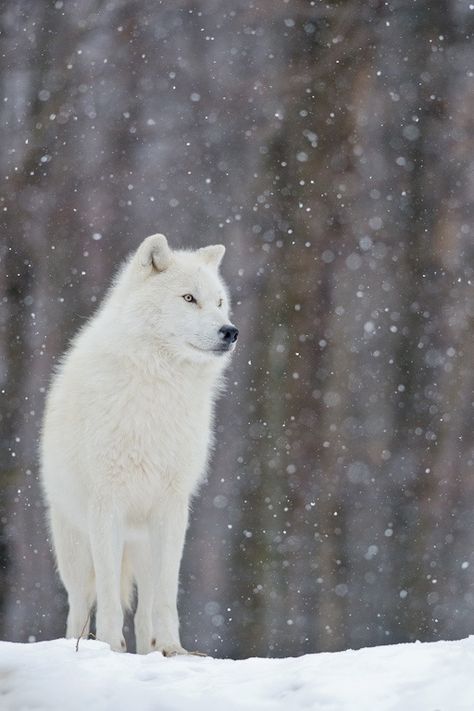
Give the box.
[40,234,238,655]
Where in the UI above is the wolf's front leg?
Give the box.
[131,538,154,654]
[150,497,189,656]
[89,504,126,652]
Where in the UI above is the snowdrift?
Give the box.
[0,636,473,710]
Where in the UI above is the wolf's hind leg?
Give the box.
[49,509,95,639]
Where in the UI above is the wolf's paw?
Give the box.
[110,638,127,653]
[156,641,187,657]
[163,647,208,658]
[96,631,126,653]
[152,639,206,657]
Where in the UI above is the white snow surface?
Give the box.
[0,636,473,710]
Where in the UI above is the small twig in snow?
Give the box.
[75,611,92,653]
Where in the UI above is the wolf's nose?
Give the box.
[219,325,239,344]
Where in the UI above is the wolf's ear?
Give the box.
[198,244,225,269]
[137,234,172,273]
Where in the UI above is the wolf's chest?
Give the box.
[110,383,213,494]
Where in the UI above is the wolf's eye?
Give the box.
[183,294,196,304]
[218,298,223,308]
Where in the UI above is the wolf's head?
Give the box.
[120,234,238,364]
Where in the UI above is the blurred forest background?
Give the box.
[0,0,473,658]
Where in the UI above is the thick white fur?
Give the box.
[40,234,236,655]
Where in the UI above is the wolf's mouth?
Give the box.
[188,343,232,355]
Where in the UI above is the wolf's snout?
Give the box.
[219,325,239,345]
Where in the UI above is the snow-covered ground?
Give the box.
[0,636,473,710]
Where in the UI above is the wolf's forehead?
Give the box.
[187,266,224,300]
